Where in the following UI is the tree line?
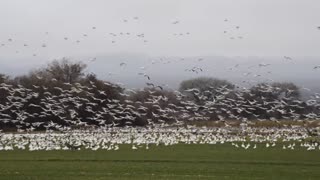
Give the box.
[0,59,319,131]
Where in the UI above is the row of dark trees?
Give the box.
[0,59,319,130]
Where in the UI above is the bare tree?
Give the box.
[179,77,235,103]
[45,58,87,84]
[0,73,9,84]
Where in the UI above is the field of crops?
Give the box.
[0,144,319,180]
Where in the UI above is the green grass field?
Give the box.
[0,144,319,180]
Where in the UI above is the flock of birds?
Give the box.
[0,78,320,151]
[0,17,193,57]
[0,126,319,151]
[1,80,320,127]
[0,18,320,151]
[2,16,319,63]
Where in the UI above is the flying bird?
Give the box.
[144,74,151,80]
[258,63,271,67]
[172,20,179,24]
[284,56,292,60]
[90,57,97,62]
[146,82,154,87]
[314,65,320,70]
[156,85,163,90]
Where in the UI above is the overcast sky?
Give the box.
[0,0,320,90]
[1,0,320,57]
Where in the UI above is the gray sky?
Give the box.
[1,0,320,57]
[0,0,320,91]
